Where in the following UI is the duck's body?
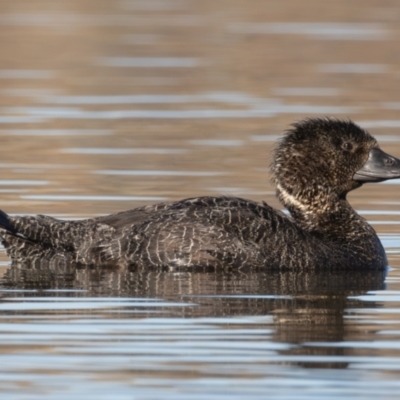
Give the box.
[0,196,386,269]
[1,118,399,269]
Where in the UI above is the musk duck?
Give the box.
[1,118,400,270]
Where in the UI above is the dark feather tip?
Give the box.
[0,209,17,235]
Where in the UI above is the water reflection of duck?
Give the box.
[1,261,386,313]
[1,263,385,370]
[1,118,400,269]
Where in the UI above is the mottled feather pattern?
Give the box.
[0,196,382,269]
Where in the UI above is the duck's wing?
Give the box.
[93,202,173,230]
[95,197,293,268]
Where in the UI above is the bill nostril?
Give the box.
[384,158,395,166]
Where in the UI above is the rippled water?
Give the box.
[0,0,400,398]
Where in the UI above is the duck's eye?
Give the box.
[342,142,353,151]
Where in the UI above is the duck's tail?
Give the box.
[0,209,37,244]
[0,209,17,235]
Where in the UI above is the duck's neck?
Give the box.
[276,184,372,240]
[276,183,387,269]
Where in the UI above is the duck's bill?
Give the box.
[353,148,400,183]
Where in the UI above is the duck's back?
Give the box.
[0,196,320,269]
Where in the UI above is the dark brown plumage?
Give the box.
[1,118,400,270]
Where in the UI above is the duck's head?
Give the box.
[271,118,400,215]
